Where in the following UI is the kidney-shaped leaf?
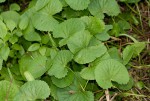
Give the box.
[48,50,73,78]
[95,59,129,89]
[0,80,19,101]
[74,43,107,64]
[51,70,74,88]
[19,52,47,79]
[53,18,85,38]
[14,80,50,101]
[67,30,92,53]
[65,0,90,10]
[88,0,120,19]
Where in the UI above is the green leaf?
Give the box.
[53,18,85,38]
[0,58,3,70]
[108,47,122,62]
[120,0,140,3]
[0,45,10,61]
[67,30,92,53]
[40,0,62,15]
[19,52,48,79]
[81,16,105,34]
[48,50,73,78]
[122,45,134,65]
[10,3,20,11]
[1,11,20,25]
[28,43,40,51]
[113,77,134,90]
[58,90,94,101]
[9,35,18,44]
[14,80,50,101]
[0,20,7,39]
[95,59,129,89]
[39,46,47,56]
[95,25,112,41]
[0,0,5,3]
[88,0,120,19]
[57,73,94,101]
[74,43,107,64]
[65,0,90,10]
[19,14,29,30]
[0,80,19,100]
[80,66,95,80]
[31,12,59,31]
[51,70,74,88]
[34,0,50,11]
[5,19,16,31]
[132,42,146,57]
[23,22,41,41]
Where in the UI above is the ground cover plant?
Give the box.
[0,0,150,101]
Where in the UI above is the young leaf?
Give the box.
[19,52,48,79]
[81,16,105,34]
[65,0,90,10]
[74,43,107,64]
[48,50,73,78]
[51,70,74,88]
[5,19,16,31]
[94,25,112,41]
[0,80,19,101]
[31,12,59,31]
[23,22,41,41]
[95,59,129,89]
[0,20,7,39]
[28,43,40,51]
[88,0,120,19]
[10,3,20,11]
[14,80,50,101]
[122,45,134,65]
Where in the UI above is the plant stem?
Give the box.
[105,89,110,101]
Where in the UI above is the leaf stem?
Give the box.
[105,89,110,101]
[48,32,57,48]
[119,34,138,43]
[24,71,35,81]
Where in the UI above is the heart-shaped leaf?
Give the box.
[14,80,50,101]
[48,50,73,78]
[19,52,47,79]
[95,59,129,89]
